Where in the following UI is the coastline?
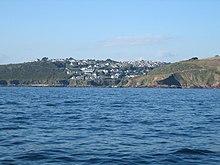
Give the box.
[0,84,219,89]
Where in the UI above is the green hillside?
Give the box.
[126,56,220,88]
[0,61,68,86]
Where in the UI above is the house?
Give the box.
[111,73,121,79]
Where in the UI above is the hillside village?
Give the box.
[41,57,166,86]
[0,57,166,87]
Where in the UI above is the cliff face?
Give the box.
[157,74,181,87]
[126,56,220,88]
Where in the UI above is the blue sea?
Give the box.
[0,87,219,164]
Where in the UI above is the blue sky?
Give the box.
[0,0,219,64]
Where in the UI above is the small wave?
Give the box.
[64,100,80,104]
[111,105,123,108]
[5,101,22,105]
[17,153,49,161]
[55,156,74,162]
[11,141,25,145]
[0,126,26,131]
[12,116,30,120]
[0,159,15,164]
[152,153,165,157]
[139,120,151,125]
[173,148,214,155]
[45,103,59,107]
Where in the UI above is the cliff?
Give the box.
[126,56,220,88]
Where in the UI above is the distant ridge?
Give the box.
[126,56,220,88]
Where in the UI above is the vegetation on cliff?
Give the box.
[0,61,68,86]
[126,56,220,88]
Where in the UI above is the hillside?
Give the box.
[0,58,164,87]
[0,61,68,86]
[126,56,220,88]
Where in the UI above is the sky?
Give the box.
[0,0,219,64]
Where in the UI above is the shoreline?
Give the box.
[0,84,219,89]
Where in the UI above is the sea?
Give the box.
[0,87,219,165]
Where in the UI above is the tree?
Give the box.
[190,57,198,60]
[0,80,8,85]
[10,80,20,85]
[59,80,69,86]
[41,57,49,61]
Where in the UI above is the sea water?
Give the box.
[0,87,219,164]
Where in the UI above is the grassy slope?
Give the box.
[0,61,68,85]
[126,56,220,88]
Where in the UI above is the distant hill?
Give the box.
[0,61,68,86]
[126,56,220,88]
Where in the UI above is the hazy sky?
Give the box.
[0,0,219,64]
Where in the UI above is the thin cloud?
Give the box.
[103,35,171,47]
[155,50,175,58]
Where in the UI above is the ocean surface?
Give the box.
[0,87,219,165]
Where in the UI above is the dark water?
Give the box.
[0,87,219,165]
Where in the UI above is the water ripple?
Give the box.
[0,87,219,164]
[173,148,215,155]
